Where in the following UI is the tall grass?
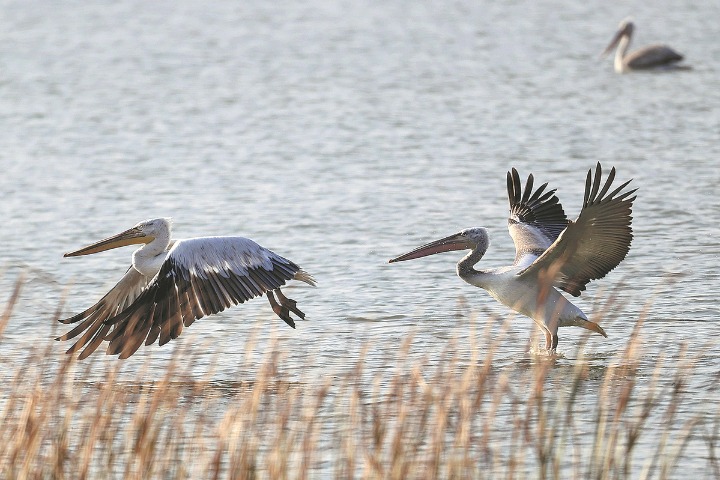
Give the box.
[0,276,715,479]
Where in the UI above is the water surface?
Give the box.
[1,0,719,475]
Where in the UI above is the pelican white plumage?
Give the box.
[59,218,315,360]
[602,19,688,73]
[389,163,636,352]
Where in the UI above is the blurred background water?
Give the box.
[1,0,719,475]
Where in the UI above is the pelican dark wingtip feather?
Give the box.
[521,162,636,297]
[506,167,569,266]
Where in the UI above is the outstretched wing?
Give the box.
[518,163,636,296]
[58,266,150,343]
[507,167,569,267]
[63,236,313,360]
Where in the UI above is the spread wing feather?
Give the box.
[518,163,636,296]
[507,167,569,266]
[57,267,150,350]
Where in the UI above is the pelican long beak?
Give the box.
[64,226,153,257]
[389,232,473,263]
[601,29,623,57]
[600,23,632,57]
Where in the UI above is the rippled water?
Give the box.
[1,0,719,475]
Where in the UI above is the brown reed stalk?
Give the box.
[0,276,717,479]
[0,275,23,339]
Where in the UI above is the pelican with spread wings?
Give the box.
[59,218,315,360]
[389,163,636,351]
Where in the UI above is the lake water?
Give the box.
[1,0,719,476]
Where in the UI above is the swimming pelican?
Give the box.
[389,163,636,351]
[602,19,687,73]
[59,218,315,360]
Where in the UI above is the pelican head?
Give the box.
[602,18,634,57]
[389,227,489,263]
[64,218,172,257]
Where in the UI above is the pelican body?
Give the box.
[602,20,687,73]
[390,164,636,351]
[60,218,315,360]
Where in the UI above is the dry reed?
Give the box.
[0,276,715,479]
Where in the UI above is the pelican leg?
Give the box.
[541,330,559,352]
[544,317,560,352]
[275,289,306,320]
[267,291,295,328]
[543,329,553,351]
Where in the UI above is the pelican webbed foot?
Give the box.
[267,289,306,328]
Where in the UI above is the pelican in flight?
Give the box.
[602,19,688,73]
[59,218,315,360]
[389,163,636,352]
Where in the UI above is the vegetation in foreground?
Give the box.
[0,278,717,479]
